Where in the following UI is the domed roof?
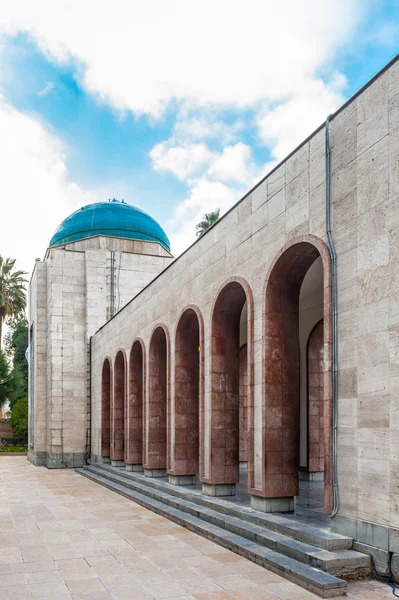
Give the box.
[49,200,170,251]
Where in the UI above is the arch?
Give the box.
[101,357,112,460]
[112,349,127,463]
[146,325,169,472]
[127,339,145,468]
[171,306,204,480]
[307,320,324,475]
[262,235,332,511]
[207,276,254,490]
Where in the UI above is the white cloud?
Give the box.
[150,142,215,181]
[37,81,55,96]
[169,177,242,255]
[0,0,373,260]
[257,75,347,161]
[207,143,255,184]
[0,96,98,276]
[0,0,365,117]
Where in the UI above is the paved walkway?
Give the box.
[0,457,393,600]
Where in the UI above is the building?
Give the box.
[28,56,399,589]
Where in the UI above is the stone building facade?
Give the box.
[29,57,399,573]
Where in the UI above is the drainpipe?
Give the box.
[110,250,116,318]
[325,115,339,518]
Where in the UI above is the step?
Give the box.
[95,463,352,551]
[77,466,348,598]
[82,465,369,578]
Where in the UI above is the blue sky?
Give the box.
[0,0,398,270]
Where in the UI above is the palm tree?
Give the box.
[195,208,220,237]
[0,257,28,349]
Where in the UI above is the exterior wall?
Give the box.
[28,261,47,463]
[29,238,172,468]
[91,57,399,558]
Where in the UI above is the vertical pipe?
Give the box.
[325,115,339,518]
[110,250,115,318]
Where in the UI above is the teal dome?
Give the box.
[49,200,170,251]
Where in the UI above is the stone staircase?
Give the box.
[76,464,371,598]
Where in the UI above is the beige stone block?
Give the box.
[358,332,389,368]
[338,367,357,399]
[358,363,389,395]
[357,233,389,274]
[267,188,285,221]
[390,62,399,99]
[267,164,285,199]
[357,264,391,306]
[285,196,309,233]
[285,169,309,209]
[338,397,358,428]
[331,102,357,174]
[333,190,357,254]
[357,135,388,214]
[358,429,390,460]
[358,298,389,334]
[251,181,267,212]
[359,392,389,428]
[357,70,388,123]
[332,160,357,203]
[285,142,309,184]
[357,202,388,247]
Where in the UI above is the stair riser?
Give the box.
[77,469,346,598]
[84,466,368,577]
[94,464,351,551]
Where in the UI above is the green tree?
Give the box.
[0,256,28,349]
[195,208,220,237]
[0,349,16,411]
[9,397,28,440]
[4,316,28,406]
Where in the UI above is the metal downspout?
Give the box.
[325,114,339,518]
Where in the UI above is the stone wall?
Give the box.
[90,57,399,562]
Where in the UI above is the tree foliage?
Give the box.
[4,316,28,408]
[195,208,220,237]
[0,256,28,349]
[0,349,16,410]
[9,397,28,440]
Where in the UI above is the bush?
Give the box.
[0,446,27,452]
[9,398,28,440]
[1,437,26,446]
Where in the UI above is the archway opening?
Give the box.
[207,281,249,496]
[146,327,168,476]
[112,351,126,465]
[263,242,330,513]
[127,341,144,471]
[172,309,200,484]
[306,320,324,479]
[101,359,111,461]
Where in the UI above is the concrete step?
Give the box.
[76,466,348,598]
[82,464,369,578]
[95,463,352,551]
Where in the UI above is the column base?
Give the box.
[299,471,324,482]
[126,464,143,472]
[102,457,111,464]
[144,468,167,478]
[168,474,196,486]
[251,495,294,513]
[111,460,125,467]
[202,483,235,497]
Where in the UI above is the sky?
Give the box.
[0,0,398,277]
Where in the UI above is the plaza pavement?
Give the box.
[0,457,393,600]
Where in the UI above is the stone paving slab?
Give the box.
[0,457,394,600]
